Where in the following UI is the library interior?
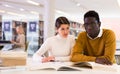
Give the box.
[0,0,120,74]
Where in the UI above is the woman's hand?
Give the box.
[10,40,15,44]
[42,56,55,63]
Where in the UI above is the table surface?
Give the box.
[0,51,120,74]
[1,59,120,74]
[0,66,120,74]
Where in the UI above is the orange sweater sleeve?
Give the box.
[98,30,116,63]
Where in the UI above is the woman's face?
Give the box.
[16,27,21,34]
[57,24,70,38]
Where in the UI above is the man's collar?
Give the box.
[87,29,103,39]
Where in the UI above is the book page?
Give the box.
[28,62,66,71]
[28,61,119,72]
[72,62,92,69]
[89,62,119,72]
[28,62,56,70]
[57,66,81,71]
[28,62,81,71]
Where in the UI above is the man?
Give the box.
[70,10,116,65]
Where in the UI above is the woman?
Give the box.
[33,16,75,63]
[10,26,25,51]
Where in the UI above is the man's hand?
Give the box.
[42,56,55,63]
[95,57,112,65]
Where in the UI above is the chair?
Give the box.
[115,55,120,65]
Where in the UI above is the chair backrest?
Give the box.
[115,55,120,65]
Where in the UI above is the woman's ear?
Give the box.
[55,28,58,35]
[55,27,57,32]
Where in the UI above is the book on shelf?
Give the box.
[28,62,92,71]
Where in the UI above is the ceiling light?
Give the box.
[117,0,120,6]
[7,12,18,15]
[27,0,39,6]
[7,12,25,16]
[20,8,25,11]
[76,3,80,6]
[56,10,70,16]
[3,4,12,8]
[30,11,39,15]
[0,10,5,13]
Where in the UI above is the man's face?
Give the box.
[84,17,100,38]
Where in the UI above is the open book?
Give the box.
[28,62,92,71]
[28,62,119,71]
[72,62,92,69]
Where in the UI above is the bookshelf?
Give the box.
[69,21,84,38]
[12,21,27,42]
[0,20,27,51]
[1,20,27,41]
[27,20,44,56]
[0,22,2,40]
[38,21,44,48]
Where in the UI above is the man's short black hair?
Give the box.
[84,10,100,23]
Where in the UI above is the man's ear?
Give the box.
[98,22,101,27]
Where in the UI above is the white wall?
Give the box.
[101,18,120,41]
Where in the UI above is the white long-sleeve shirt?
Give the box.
[33,34,75,62]
[15,34,25,49]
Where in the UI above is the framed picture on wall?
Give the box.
[29,22,37,32]
[4,21,10,32]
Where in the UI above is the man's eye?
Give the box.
[67,27,69,30]
[61,28,65,30]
